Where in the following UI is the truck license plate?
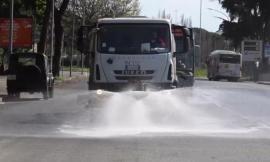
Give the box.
[123,70,146,75]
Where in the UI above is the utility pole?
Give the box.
[70,0,75,77]
[9,0,14,55]
[199,0,203,68]
[81,2,86,75]
[50,0,55,74]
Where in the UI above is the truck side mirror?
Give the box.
[171,24,189,54]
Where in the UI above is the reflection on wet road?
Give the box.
[1,80,270,138]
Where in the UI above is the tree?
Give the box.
[0,0,35,17]
[1,0,140,76]
[52,0,70,77]
[39,0,140,77]
[0,0,45,71]
[61,0,140,66]
[72,0,140,24]
[218,0,270,48]
[157,9,192,27]
[36,0,70,77]
[37,0,52,54]
[178,14,192,27]
[158,9,171,20]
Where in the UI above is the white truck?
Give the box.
[172,24,195,87]
[77,17,194,91]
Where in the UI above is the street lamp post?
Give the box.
[9,0,14,55]
[81,2,86,75]
[199,0,203,67]
[50,0,55,74]
[70,0,75,77]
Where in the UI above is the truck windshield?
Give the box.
[97,24,171,54]
[220,54,241,64]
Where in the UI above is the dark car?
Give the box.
[6,52,54,99]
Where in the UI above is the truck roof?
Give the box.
[98,17,171,24]
[210,50,241,56]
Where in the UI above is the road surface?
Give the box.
[0,80,270,162]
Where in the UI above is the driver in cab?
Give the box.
[150,31,166,48]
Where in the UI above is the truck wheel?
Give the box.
[172,80,178,88]
[228,78,239,82]
[14,93,20,98]
[42,90,49,100]
[88,81,97,90]
[213,77,220,81]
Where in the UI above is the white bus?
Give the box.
[206,50,242,82]
[78,17,179,91]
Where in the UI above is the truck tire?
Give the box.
[213,77,220,81]
[43,91,48,99]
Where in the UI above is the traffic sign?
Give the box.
[0,18,33,48]
[264,42,270,58]
[241,40,263,61]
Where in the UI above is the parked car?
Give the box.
[6,52,54,99]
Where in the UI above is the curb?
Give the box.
[195,77,208,81]
[195,77,251,82]
[54,75,87,86]
[0,97,3,104]
[239,78,252,82]
[257,81,270,85]
[195,77,252,82]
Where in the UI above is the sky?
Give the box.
[139,0,228,32]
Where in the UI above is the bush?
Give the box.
[195,68,207,77]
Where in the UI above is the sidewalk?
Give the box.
[195,76,270,86]
[257,72,270,85]
[195,77,208,81]
[0,76,6,104]
[257,81,270,85]
[55,71,88,85]
[0,76,7,94]
[0,71,88,95]
[195,76,251,82]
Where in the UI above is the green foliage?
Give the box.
[219,0,270,48]
[0,0,34,17]
[62,66,88,72]
[70,0,140,23]
[63,0,141,54]
[35,0,47,24]
[0,0,46,25]
[195,68,207,77]
[0,0,141,76]
[158,10,192,27]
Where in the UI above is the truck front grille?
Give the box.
[115,76,153,80]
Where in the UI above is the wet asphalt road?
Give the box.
[1,80,270,162]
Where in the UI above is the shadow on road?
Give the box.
[0,94,43,102]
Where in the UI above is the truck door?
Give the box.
[172,25,194,86]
